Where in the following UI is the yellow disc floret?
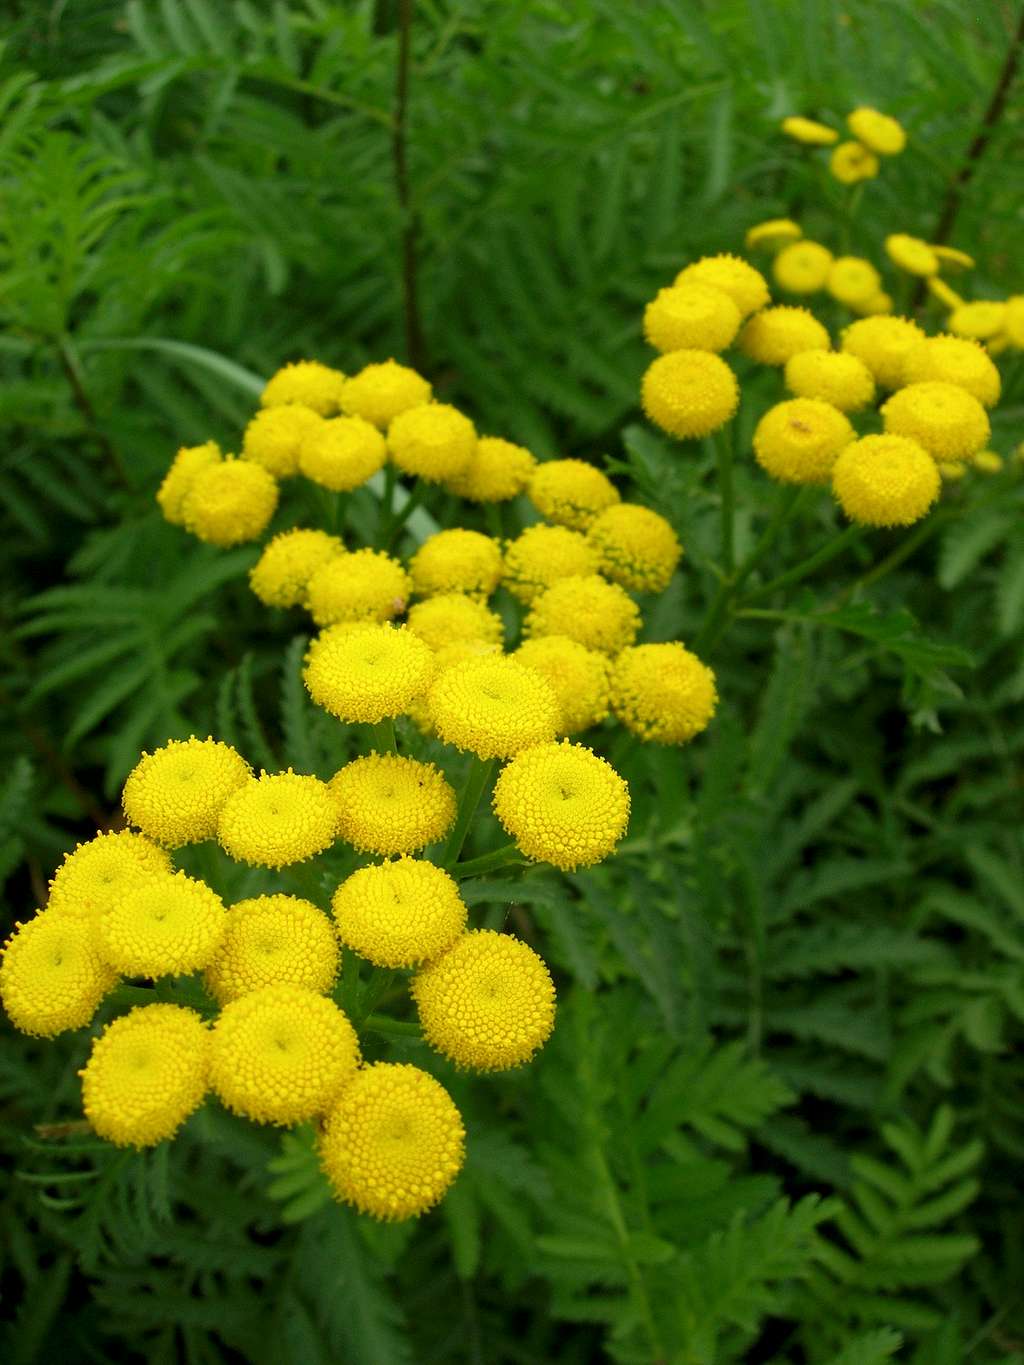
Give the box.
[332,857,467,968]
[409,529,503,599]
[527,459,620,530]
[781,116,839,146]
[641,349,740,438]
[513,636,610,735]
[901,334,1002,407]
[412,930,556,1072]
[502,524,599,604]
[122,737,252,848]
[948,301,1007,341]
[611,643,718,744]
[642,283,741,354]
[249,528,345,608]
[492,740,629,870]
[585,502,682,593]
[210,984,360,1125]
[387,404,476,483]
[1,911,117,1036]
[674,254,770,317]
[242,404,323,478]
[745,218,802,252]
[427,654,559,759]
[827,256,882,308]
[203,895,340,1005]
[80,1004,210,1147]
[829,141,879,184]
[773,241,833,295]
[319,1063,465,1220]
[881,381,990,462]
[330,755,456,856]
[156,442,222,525]
[525,574,640,656]
[972,450,1003,474]
[832,434,941,527]
[885,234,938,277]
[446,435,537,502]
[182,460,279,547]
[98,871,227,977]
[47,830,171,925]
[340,360,432,429]
[406,594,504,652]
[218,771,339,869]
[784,350,876,412]
[740,306,830,366]
[841,315,925,389]
[261,360,346,416]
[304,622,434,724]
[298,415,388,491]
[753,398,855,485]
[306,549,411,626]
[847,108,906,155]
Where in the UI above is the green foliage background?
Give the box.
[2,2,1024,1362]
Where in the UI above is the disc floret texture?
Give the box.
[513,636,611,735]
[98,871,227,977]
[330,754,457,856]
[409,528,503,599]
[502,524,599,603]
[156,442,221,525]
[427,655,560,759]
[261,360,346,415]
[492,740,630,870]
[306,548,410,626]
[753,398,855,485]
[406,594,504,651]
[47,831,171,925]
[182,459,279,547]
[832,434,941,527]
[841,315,926,389]
[412,929,556,1072]
[203,895,340,1005]
[848,107,906,155]
[901,335,1001,407]
[528,459,620,530]
[332,857,467,968]
[611,644,718,745]
[881,382,990,462]
[1,911,117,1037]
[740,306,830,366]
[340,359,432,428]
[122,737,252,847]
[784,350,876,412]
[446,435,537,502]
[304,622,434,723]
[830,141,879,184]
[299,415,388,491]
[249,528,345,609]
[318,1063,465,1220]
[217,771,339,868]
[209,984,360,1125]
[641,349,740,438]
[643,282,741,354]
[387,403,476,483]
[886,234,938,277]
[242,404,323,477]
[674,254,770,316]
[773,241,833,295]
[525,574,641,656]
[81,1004,210,1148]
[585,503,682,592]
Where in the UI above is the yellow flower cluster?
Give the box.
[780,106,906,186]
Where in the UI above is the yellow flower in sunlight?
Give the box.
[585,502,682,593]
[773,241,833,295]
[641,350,740,438]
[784,350,875,413]
[332,857,466,968]
[388,403,476,483]
[745,218,802,252]
[832,434,940,527]
[261,360,346,415]
[503,524,599,603]
[827,256,882,309]
[643,283,741,354]
[306,549,410,626]
[242,404,323,478]
[427,654,559,759]
[829,141,879,184]
[881,381,990,462]
[903,334,1000,407]
[122,737,251,847]
[885,234,938,277]
[304,622,434,723]
[1,910,116,1037]
[217,772,340,869]
[847,108,906,155]
[204,894,339,1004]
[841,315,925,389]
[98,871,227,977]
[156,441,222,525]
[330,754,456,856]
[249,528,345,609]
[739,307,830,366]
[409,528,503,599]
[299,416,388,492]
[182,460,278,547]
[781,116,839,146]
[674,254,770,317]
[753,398,855,485]
[447,436,537,502]
[610,643,718,745]
[406,593,504,651]
[513,636,610,735]
[524,574,640,656]
[948,301,1007,342]
[528,459,621,530]
[340,359,432,428]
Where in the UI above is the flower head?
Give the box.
[881,381,990,462]
[832,434,941,526]
[261,360,346,416]
[340,360,432,428]
[847,108,906,155]
[674,254,770,317]
[841,315,925,389]
[298,416,387,491]
[513,635,610,735]
[427,654,559,759]
[218,772,339,869]
[784,350,876,413]
[493,740,629,870]
[156,442,221,525]
[585,503,682,594]
[773,241,833,295]
[503,524,599,603]
[387,404,476,483]
[528,459,620,530]
[409,529,502,599]
[406,594,504,652]
[203,895,340,1005]
[900,334,1001,407]
[641,350,740,438]
[412,930,556,1071]
[525,574,640,656]
[249,528,345,608]
[740,306,830,366]
[829,141,879,184]
[122,737,252,847]
[47,830,171,925]
[319,1063,464,1220]
[611,643,717,744]
[781,116,839,146]
[643,283,741,354]
[210,984,360,1125]
[973,450,1003,474]
[446,435,537,502]
[827,256,882,308]
[745,218,802,252]
[1,911,117,1036]
[304,622,434,723]
[753,398,855,485]
[332,857,467,968]
[182,460,278,547]
[853,290,894,317]
[242,404,323,477]
[947,301,1008,342]
[98,871,227,977]
[885,234,938,277]
[1004,297,1024,347]
[330,755,456,856]
[81,1005,210,1147]
[306,549,411,626]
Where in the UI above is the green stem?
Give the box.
[741,521,864,605]
[706,425,735,574]
[484,501,504,540]
[377,462,397,546]
[451,842,525,880]
[363,1015,422,1038]
[440,757,497,868]
[371,717,397,754]
[385,478,426,550]
[835,507,957,602]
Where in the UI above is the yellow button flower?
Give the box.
[938,461,968,482]
[493,740,629,870]
[304,622,435,723]
[298,415,388,491]
[98,871,227,977]
[773,241,833,295]
[387,403,476,483]
[218,771,339,869]
[885,234,939,277]
[528,459,620,530]
[261,360,346,415]
[585,502,682,593]
[319,1063,465,1220]
[306,548,411,626]
[513,636,610,735]
[745,218,802,252]
[642,283,741,354]
[852,290,894,317]
[122,737,252,848]
[829,141,879,184]
[674,254,770,317]
[784,350,876,413]
[406,593,504,652]
[781,116,839,146]
[182,459,279,547]
[841,315,925,389]
[740,307,830,366]
[340,359,432,428]
[156,441,221,525]
[1,910,117,1036]
[753,398,855,485]
[242,404,323,477]
[525,574,640,656]
[611,643,718,745]
[427,654,559,759]
[503,524,599,603]
[847,108,906,155]
[446,435,537,502]
[882,381,990,462]
[332,857,467,968]
[641,349,740,438]
[948,301,1007,341]
[901,335,1001,407]
[210,984,360,1126]
[330,755,456,856]
[47,830,171,926]
[973,450,1003,474]
[409,528,503,599]
[249,528,345,608]
[832,434,940,527]
[81,1004,210,1148]
[203,895,340,1005]
[827,256,882,309]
